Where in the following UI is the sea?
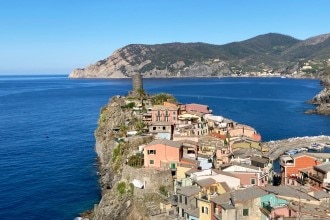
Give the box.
[0,75,329,220]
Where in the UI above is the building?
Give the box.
[280,153,327,185]
[211,186,268,220]
[299,162,330,191]
[148,122,173,140]
[177,186,201,219]
[144,139,183,170]
[151,105,179,124]
[222,164,267,187]
[185,103,212,114]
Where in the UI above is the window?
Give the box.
[149,160,154,165]
[251,178,256,185]
[153,127,156,131]
[184,196,187,205]
[202,206,208,214]
[243,208,249,216]
[173,111,176,115]
[163,126,166,131]
[173,117,176,120]
[179,195,182,203]
[147,150,156,155]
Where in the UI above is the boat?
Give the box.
[284,149,298,155]
[308,143,324,151]
[298,147,308,152]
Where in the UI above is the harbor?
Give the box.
[265,135,330,160]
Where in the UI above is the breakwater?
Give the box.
[265,135,330,160]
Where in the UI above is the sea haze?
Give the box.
[0,76,329,219]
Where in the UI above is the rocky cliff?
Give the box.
[69,33,330,79]
[84,96,174,220]
[307,76,330,115]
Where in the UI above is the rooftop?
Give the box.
[145,139,182,148]
[177,186,201,197]
[315,162,330,173]
[195,178,216,188]
[152,105,178,111]
[211,186,267,205]
[251,156,269,164]
[263,185,318,201]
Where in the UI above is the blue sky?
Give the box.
[0,0,329,75]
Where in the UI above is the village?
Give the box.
[107,74,330,220]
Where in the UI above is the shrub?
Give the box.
[127,155,143,168]
[117,182,126,195]
[159,185,167,196]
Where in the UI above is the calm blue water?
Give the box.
[0,75,329,219]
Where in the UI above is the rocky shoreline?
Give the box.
[306,77,330,115]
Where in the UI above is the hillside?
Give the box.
[69,33,330,78]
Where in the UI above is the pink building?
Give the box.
[144,139,183,169]
[185,103,212,114]
[151,105,179,124]
[222,164,267,187]
[228,124,261,141]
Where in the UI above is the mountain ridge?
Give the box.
[69,33,330,79]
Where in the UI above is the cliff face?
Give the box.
[308,76,330,115]
[88,96,173,220]
[69,33,330,79]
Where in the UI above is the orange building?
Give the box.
[280,153,320,185]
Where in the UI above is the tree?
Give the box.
[135,119,146,134]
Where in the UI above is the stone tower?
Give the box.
[131,73,143,95]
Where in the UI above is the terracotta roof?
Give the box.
[145,139,182,148]
[177,186,201,197]
[252,133,262,142]
[180,157,200,166]
[185,103,211,114]
[209,132,227,140]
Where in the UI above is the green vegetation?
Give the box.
[134,120,146,134]
[122,33,330,76]
[117,182,126,195]
[112,143,122,162]
[151,93,177,105]
[122,102,135,109]
[127,154,143,168]
[159,185,167,197]
[129,183,134,195]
